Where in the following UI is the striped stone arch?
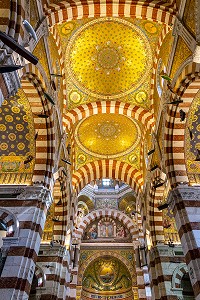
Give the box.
[44,1,177,27]
[148,168,165,245]
[150,25,171,108]
[164,62,200,187]
[76,209,138,241]
[0,0,26,41]
[21,65,55,188]
[171,263,188,289]
[35,265,45,287]
[77,249,136,286]
[64,101,155,131]
[0,208,19,237]
[72,160,143,194]
[52,167,69,245]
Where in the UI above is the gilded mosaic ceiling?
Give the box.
[65,18,152,99]
[75,114,141,159]
[186,90,200,184]
[0,89,35,184]
[57,17,163,110]
[82,256,133,294]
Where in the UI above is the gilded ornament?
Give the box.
[17,143,25,150]
[5,115,13,122]
[144,21,158,34]
[0,143,8,151]
[69,91,81,104]
[0,124,6,131]
[78,153,87,163]
[75,114,141,158]
[66,18,152,99]
[60,22,75,36]
[135,91,147,103]
[11,106,20,114]
[8,133,16,141]
[16,124,24,131]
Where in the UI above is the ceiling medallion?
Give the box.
[75,114,141,159]
[66,17,152,100]
[92,41,125,75]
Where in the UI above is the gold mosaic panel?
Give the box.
[48,33,63,110]
[183,0,196,36]
[33,38,50,77]
[29,0,39,28]
[65,18,152,100]
[58,18,163,110]
[170,36,192,79]
[75,114,141,159]
[185,90,200,183]
[0,89,35,184]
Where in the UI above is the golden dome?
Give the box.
[66,18,152,99]
[75,114,141,158]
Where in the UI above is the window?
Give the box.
[102,179,110,186]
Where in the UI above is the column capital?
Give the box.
[16,185,53,209]
[168,185,200,210]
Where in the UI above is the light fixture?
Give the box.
[157,202,169,210]
[71,238,79,268]
[147,149,155,156]
[43,92,55,105]
[61,158,71,165]
[180,109,186,121]
[0,30,38,65]
[0,65,23,73]
[167,99,183,105]
[0,221,7,231]
[22,20,37,41]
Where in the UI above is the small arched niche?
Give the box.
[81,256,134,300]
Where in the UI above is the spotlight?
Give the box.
[147,149,155,156]
[167,99,183,105]
[0,65,23,73]
[188,127,193,140]
[61,158,71,165]
[22,20,37,41]
[0,30,38,65]
[43,92,55,105]
[179,109,186,121]
[157,202,169,210]
[150,165,158,172]
[195,149,200,161]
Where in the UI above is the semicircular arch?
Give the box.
[64,101,154,132]
[45,1,176,27]
[72,160,143,194]
[75,209,138,242]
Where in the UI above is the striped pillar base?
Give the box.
[168,186,200,300]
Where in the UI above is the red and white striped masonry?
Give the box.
[0,187,50,299]
[44,1,177,27]
[72,159,143,194]
[45,0,176,125]
[53,167,70,245]
[169,187,200,300]
[148,168,165,245]
[165,73,200,187]
[64,101,155,132]
[74,209,138,241]
[66,101,155,178]
[21,65,55,188]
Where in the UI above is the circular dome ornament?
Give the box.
[75,114,141,158]
[66,18,152,99]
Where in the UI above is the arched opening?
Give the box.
[80,256,134,300]
[181,273,195,299]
